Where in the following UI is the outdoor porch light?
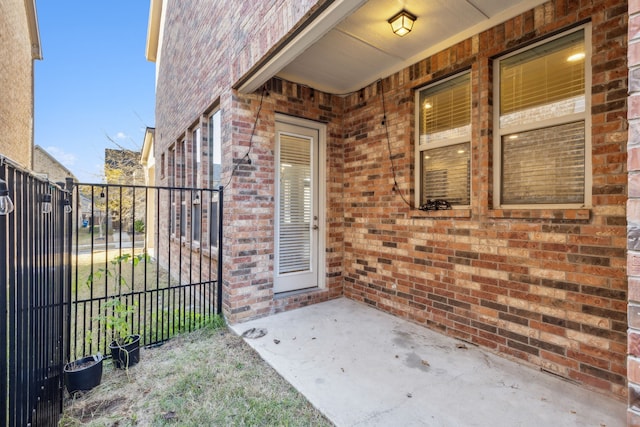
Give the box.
[193,193,200,205]
[0,178,14,215]
[63,198,72,214]
[388,10,416,37]
[41,194,52,214]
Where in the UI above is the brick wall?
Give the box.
[33,146,76,183]
[156,0,629,400]
[338,0,628,398]
[628,0,640,422]
[225,80,345,320]
[0,0,36,168]
[155,0,326,315]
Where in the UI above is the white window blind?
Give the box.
[419,74,471,144]
[497,28,587,207]
[421,143,470,205]
[279,134,311,274]
[502,122,585,204]
[500,30,585,126]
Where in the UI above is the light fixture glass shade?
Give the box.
[388,10,416,37]
[0,179,13,215]
[42,194,52,214]
[64,199,72,214]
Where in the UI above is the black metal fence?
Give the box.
[1,159,73,427]
[1,168,224,426]
[69,183,223,360]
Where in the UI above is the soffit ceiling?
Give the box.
[274,0,547,94]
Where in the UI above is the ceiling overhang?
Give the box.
[236,0,548,95]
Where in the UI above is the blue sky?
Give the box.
[35,1,156,183]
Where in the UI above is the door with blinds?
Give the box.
[274,118,322,293]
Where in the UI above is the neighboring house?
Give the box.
[33,145,77,184]
[147,0,635,411]
[140,127,156,257]
[0,0,41,169]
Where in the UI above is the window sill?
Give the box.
[202,246,219,259]
[410,208,472,219]
[489,208,590,220]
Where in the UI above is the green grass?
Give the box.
[70,248,215,359]
[59,321,332,427]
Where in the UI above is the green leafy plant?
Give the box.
[87,252,150,346]
[133,219,145,233]
[98,297,137,346]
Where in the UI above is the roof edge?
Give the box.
[145,0,163,62]
[24,0,42,60]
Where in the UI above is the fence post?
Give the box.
[217,186,223,316]
[0,166,9,427]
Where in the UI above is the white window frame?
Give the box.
[192,126,201,187]
[493,25,592,210]
[208,109,222,251]
[169,145,177,237]
[414,71,472,209]
[180,139,187,241]
[191,125,202,244]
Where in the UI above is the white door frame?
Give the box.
[274,114,326,293]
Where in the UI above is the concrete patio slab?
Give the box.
[230,298,625,427]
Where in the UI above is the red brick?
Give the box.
[630,409,640,427]
[156,0,630,402]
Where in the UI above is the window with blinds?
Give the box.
[416,72,471,206]
[496,28,588,207]
[192,127,201,187]
[169,145,176,235]
[208,110,221,249]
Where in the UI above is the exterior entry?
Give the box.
[274,116,325,293]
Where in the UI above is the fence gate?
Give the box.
[68,183,223,360]
[1,161,72,427]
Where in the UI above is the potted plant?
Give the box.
[101,297,141,369]
[63,332,104,394]
[89,252,148,369]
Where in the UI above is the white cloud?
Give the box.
[45,146,77,168]
[115,132,128,139]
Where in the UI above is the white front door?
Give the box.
[274,116,324,293]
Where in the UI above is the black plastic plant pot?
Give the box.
[64,354,104,394]
[110,334,141,369]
